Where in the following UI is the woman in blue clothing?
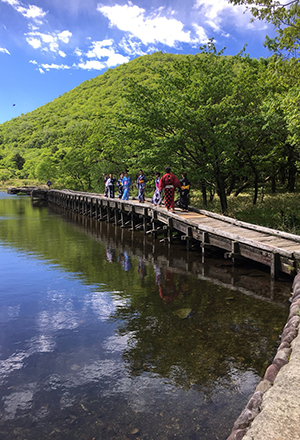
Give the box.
[122,172,132,200]
[136,169,147,203]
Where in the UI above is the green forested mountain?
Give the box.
[1,48,300,213]
[0,52,181,191]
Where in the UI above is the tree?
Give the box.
[229,0,300,56]
[120,45,281,212]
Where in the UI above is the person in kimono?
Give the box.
[122,172,132,200]
[152,172,161,206]
[106,173,116,198]
[117,173,124,199]
[158,166,181,213]
[136,169,147,203]
[178,172,190,211]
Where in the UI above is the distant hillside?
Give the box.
[0,52,183,188]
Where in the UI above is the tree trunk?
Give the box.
[287,150,297,192]
[271,175,276,193]
[253,173,259,205]
[226,174,236,196]
[246,153,259,205]
[214,163,227,214]
[200,179,207,208]
[234,180,249,197]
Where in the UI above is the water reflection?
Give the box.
[0,193,292,440]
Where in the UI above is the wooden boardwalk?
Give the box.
[34,188,300,278]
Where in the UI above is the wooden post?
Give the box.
[151,211,158,239]
[201,231,209,255]
[131,206,135,230]
[143,208,148,235]
[231,241,240,266]
[114,208,120,226]
[186,226,192,251]
[167,218,173,243]
[271,252,280,279]
[121,211,126,227]
[95,200,99,220]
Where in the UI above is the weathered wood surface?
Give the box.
[7,186,37,195]
[37,189,300,277]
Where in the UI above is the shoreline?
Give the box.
[228,272,300,440]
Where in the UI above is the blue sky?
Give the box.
[0,0,274,124]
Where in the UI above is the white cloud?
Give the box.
[192,23,210,44]
[97,3,198,47]
[119,36,146,56]
[57,30,72,44]
[25,30,72,54]
[0,47,10,54]
[16,4,46,21]
[74,47,83,57]
[86,39,114,59]
[76,60,106,70]
[1,0,47,24]
[106,52,129,67]
[26,36,41,49]
[193,0,267,33]
[1,0,20,6]
[85,39,130,68]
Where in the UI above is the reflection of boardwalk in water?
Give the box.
[48,202,291,307]
[44,188,300,279]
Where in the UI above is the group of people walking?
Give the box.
[103,167,190,212]
[103,169,146,202]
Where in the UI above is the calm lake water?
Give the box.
[0,192,292,439]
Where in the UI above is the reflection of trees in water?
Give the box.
[0,198,289,397]
[110,266,287,393]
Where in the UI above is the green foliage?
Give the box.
[1,50,300,213]
[229,0,300,56]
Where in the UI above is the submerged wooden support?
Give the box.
[271,252,280,279]
[181,226,193,251]
[131,206,136,230]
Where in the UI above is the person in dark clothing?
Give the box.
[117,173,124,198]
[178,172,190,211]
[136,169,147,203]
[106,173,116,198]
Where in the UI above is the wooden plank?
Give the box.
[198,209,300,243]
[197,224,294,258]
[255,237,300,248]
